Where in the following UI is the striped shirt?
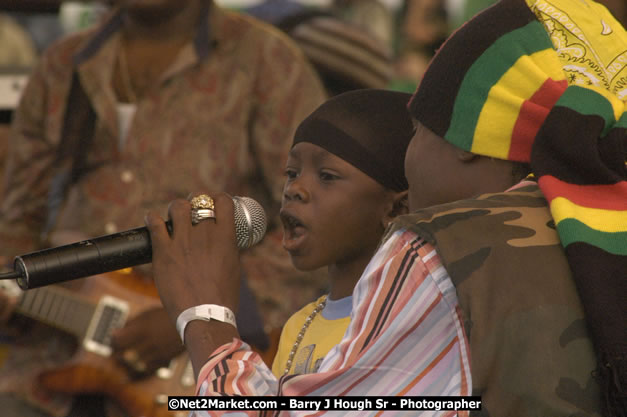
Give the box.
[194,229,472,416]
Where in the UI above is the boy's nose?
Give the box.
[283,180,310,202]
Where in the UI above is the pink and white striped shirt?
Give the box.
[195,229,472,416]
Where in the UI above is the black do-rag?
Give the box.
[293,88,414,191]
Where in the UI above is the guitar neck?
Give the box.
[2,278,195,417]
[16,286,96,339]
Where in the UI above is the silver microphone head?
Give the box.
[232,196,267,249]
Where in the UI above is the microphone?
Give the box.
[1,196,267,290]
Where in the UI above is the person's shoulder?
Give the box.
[37,25,101,69]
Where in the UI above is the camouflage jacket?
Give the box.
[389,183,601,417]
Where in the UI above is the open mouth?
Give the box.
[280,210,307,251]
[283,212,303,228]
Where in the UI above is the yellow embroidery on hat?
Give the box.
[526,0,627,99]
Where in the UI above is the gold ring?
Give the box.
[189,194,216,225]
[189,194,215,211]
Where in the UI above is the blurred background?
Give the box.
[0,0,625,186]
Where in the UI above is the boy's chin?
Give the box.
[289,253,323,272]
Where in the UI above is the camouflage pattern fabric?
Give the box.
[388,183,601,417]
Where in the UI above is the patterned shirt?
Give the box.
[0,5,326,416]
[194,229,472,417]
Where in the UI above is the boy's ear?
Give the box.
[382,190,409,227]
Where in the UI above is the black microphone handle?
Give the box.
[14,222,169,290]
[12,196,267,290]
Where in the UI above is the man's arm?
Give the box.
[147,197,471,415]
[146,194,244,377]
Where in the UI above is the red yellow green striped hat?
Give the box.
[409,0,626,414]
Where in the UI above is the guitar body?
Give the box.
[13,270,193,417]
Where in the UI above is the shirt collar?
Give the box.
[505,178,537,192]
[322,295,353,320]
[73,3,214,67]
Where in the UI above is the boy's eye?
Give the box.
[284,168,298,180]
[319,171,339,181]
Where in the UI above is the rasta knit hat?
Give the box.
[293,88,414,191]
[409,0,627,414]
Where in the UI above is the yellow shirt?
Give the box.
[272,295,351,377]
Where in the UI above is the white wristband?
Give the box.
[175,304,237,344]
